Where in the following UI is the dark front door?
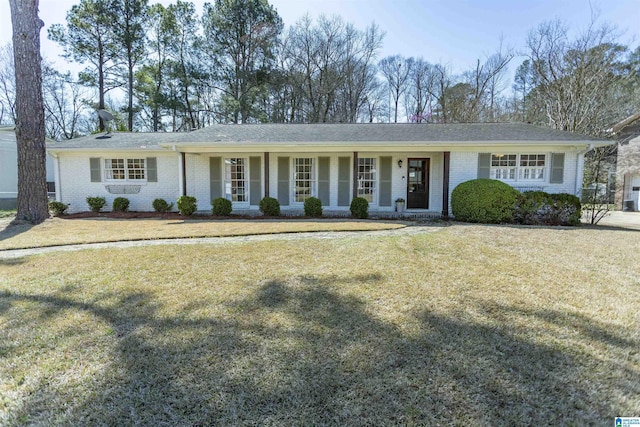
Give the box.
[407,158,429,209]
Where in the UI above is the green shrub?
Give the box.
[303,197,323,217]
[48,201,68,216]
[514,191,581,226]
[112,197,130,212]
[550,193,581,225]
[177,195,197,216]
[212,197,233,216]
[152,198,174,213]
[451,179,519,223]
[350,197,369,219]
[259,197,280,216]
[86,196,106,213]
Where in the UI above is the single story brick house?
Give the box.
[46,123,610,216]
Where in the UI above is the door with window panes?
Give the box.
[407,158,429,209]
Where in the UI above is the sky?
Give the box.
[1,0,638,80]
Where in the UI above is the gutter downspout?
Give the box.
[575,143,594,197]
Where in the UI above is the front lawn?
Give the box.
[1,225,638,425]
[0,217,404,250]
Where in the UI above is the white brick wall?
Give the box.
[58,152,181,213]
[56,149,584,215]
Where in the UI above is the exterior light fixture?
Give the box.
[397,159,403,168]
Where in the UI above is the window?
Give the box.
[294,158,314,203]
[491,154,516,180]
[127,159,146,180]
[519,154,545,180]
[357,157,376,203]
[491,154,545,182]
[225,158,247,202]
[105,158,146,181]
[105,159,126,180]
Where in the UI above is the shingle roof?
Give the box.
[47,122,607,150]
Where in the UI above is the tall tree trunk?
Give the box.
[10,0,48,224]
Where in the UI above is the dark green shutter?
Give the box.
[318,157,330,206]
[550,153,565,184]
[146,157,157,182]
[90,157,101,182]
[379,156,392,206]
[210,157,222,200]
[249,156,261,205]
[478,153,491,179]
[277,157,289,205]
[338,156,351,206]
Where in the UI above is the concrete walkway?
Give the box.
[0,223,443,260]
[589,211,640,230]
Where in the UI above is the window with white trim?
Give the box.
[357,157,376,203]
[519,154,545,180]
[294,158,314,203]
[491,154,516,180]
[225,158,247,202]
[491,154,545,182]
[104,158,146,181]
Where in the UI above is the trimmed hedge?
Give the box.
[350,197,369,219]
[451,179,519,224]
[86,196,106,213]
[515,191,581,226]
[259,197,280,216]
[177,195,197,216]
[303,197,323,217]
[48,201,68,216]
[152,198,174,213]
[112,197,130,212]
[212,197,233,216]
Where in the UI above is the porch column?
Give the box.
[264,152,270,198]
[181,152,187,196]
[442,151,450,218]
[352,151,358,200]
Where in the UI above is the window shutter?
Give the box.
[477,153,491,179]
[277,157,289,206]
[210,157,222,200]
[318,157,330,206]
[146,157,157,182]
[249,156,262,205]
[550,153,565,184]
[337,157,351,206]
[90,157,101,182]
[379,156,392,206]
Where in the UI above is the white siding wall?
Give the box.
[58,152,180,213]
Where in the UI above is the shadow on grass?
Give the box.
[0,220,34,243]
[0,257,27,266]
[2,278,638,425]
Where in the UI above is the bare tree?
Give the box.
[378,55,412,123]
[9,0,49,224]
[526,18,629,136]
[0,43,17,124]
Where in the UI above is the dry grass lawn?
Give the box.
[0,217,404,250]
[1,225,639,425]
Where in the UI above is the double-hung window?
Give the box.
[105,158,146,181]
[294,158,314,202]
[225,158,247,202]
[357,157,377,203]
[519,154,545,180]
[491,154,545,182]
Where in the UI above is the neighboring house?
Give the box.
[0,126,55,210]
[613,112,640,211]
[46,123,610,216]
